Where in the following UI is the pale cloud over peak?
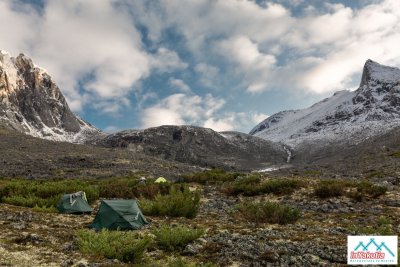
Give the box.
[140,92,238,131]
[140,93,220,129]
[140,92,269,132]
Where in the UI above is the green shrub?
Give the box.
[140,185,200,219]
[314,180,345,198]
[314,179,388,200]
[0,179,99,208]
[354,181,387,199]
[98,178,171,199]
[2,194,58,208]
[167,258,216,267]
[261,179,304,195]
[224,176,303,196]
[237,201,300,224]
[347,216,394,235]
[32,204,58,213]
[366,169,385,179]
[303,170,322,176]
[153,225,203,252]
[76,229,151,263]
[183,169,240,184]
[390,151,400,158]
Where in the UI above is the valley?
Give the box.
[0,174,399,266]
[0,51,399,267]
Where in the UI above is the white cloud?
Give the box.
[141,93,209,128]
[216,36,276,93]
[141,93,268,132]
[194,63,220,89]
[91,97,131,114]
[0,1,39,54]
[3,0,400,133]
[140,93,226,129]
[0,0,186,112]
[141,106,185,128]
[151,47,188,73]
[203,111,270,132]
[104,125,122,133]
[203,117,235,132]
[273,0,304,7]
[127,0,400,95]
[169,78,191,93]
[251,113,269,125]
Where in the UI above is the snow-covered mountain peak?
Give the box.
[0,50,100,143]
[361,59,400,86]
[250,60,400,148]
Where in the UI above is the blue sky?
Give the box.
[1,0,399,133]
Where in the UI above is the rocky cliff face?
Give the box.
[0,50,99,142]
[250,60,400,148]
[98,125,289,170]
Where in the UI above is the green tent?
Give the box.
[57,191,93,214]
[90,199,148,231]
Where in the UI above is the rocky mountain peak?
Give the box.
[250,60,400,148]
[360,59,400,87]
[0,50,100,143]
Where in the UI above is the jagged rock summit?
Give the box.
[0,50,99,142]
[250,59,400,148]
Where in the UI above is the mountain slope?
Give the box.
[0,125,196,179]
[98,125,289,170]
[250,60,400,148]
[0,50,99,143]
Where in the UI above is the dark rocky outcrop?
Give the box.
[97,125,288,171]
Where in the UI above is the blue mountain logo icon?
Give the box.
[354,238,395,257]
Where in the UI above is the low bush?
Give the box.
[167,258,216,267]
[261,179,305,195]
[153,225,203,252]
[98,178,171,199]
[354,181,387,198]
[302,170,322,176]
[224,176,304,196]
[0,179,99,208]
[237,201,300,224]
[390,151,400,158]
[347,216,394,235]
[223,175,261,196]
[314,180,387,200]
[366,169,385,179]
[140,185,200,218]
[182,169,240,184]
[32,204,58,213]
[76,229,151,263]
[2,194,58,208]
[314,180,346,198]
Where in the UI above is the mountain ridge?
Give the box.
[1,49,399,172]
[0,50,100,143]
[250,59,400,148]
[98,125,289,170]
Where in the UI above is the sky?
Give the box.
[1,0,400,133]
